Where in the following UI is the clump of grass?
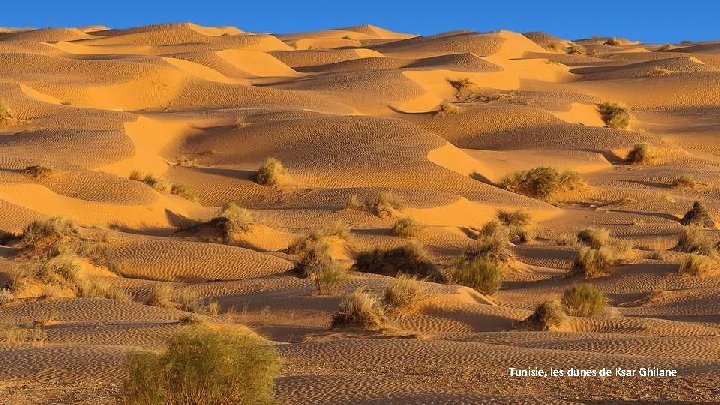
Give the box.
[437,100,460,115]
[122,325,279,405]
[11,254,80,297]
[447,77,474,93]
[675,228,716,255]
[212,203,254,242]
[373,192,402,218]
[255,157,284,186]
[313,261,348,296]
[577,227,611,249]
[626,143,659,165]
[523,300,568,331]
[469,225,514,263]
[497,209,536,244]
[353,245,444,282]
[0,318,46,344]
[20,217,79,259]
[383,275,426,316]
[146,284,175,308]
[0,289,15,305]
[170,183,198,202]
[331,289,386,329]
[671,175,708,191]
[346,194,365,210]
[561,284,606,317]
[648,67,672,77]
[597,102,631,129]
[146,284,205,313]
[499,167,586,201]
[449,254,503,295]
[679,254,720,278]
[0,102,13,122]
[391,217,421,238]
[604,38,620,46]
[22,165,53,180]
[175,154,199,167]
[566,43,587,54]
[681,202,715,228]
[571,246,621,278]
[290,222,350,280]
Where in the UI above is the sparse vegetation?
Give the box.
[523,300,568,331]
[255,157,284,186]
[566,43,587,55]
[383,275,426,316]
[681,202,715,228]
[290,222,350,280]
[373,192,402,218]
[597,102,631,129]
[497,209,536,244]
[170,183,198,202]
[212,203,254,242]
[129,171,196,200]
[391,217,420,238]
[675,228,716,256]
[346,194,365,210]
[679,254,720,278]
[0,102,13,122]
[313,261,348,296]
[572,229,635,278]
[469,225,514,263]
[577,227,611,249]
[23,165,53,180]
[331,289,386,329]
[500,167,586,201]
[20,217,79,259]
[604,38,620,46]
[447,77,474,93]
[626,143,659,165]
[571,246,614,278]
[561,284,606,317]
[671,175,708,190]
[122,325,279,405]
[0,289,15,305]
[648,67,672,77]
[437,100,460,115]
[353,245,443,282]
[449,253,503,295]
[0,318,46,344]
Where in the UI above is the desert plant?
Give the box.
[500,167,586,201]
[23,165,53,180]
[604,38,620,46]
[0,103,13,122]
[626,143,659,165]
[681,202,715,228]
[679,254,720,278]
[313,261,348,295]
[373,192,402,218]
[129,170,143,181]
[147,284,174,308]
[566,43,587,54]
[353,245,444,282]
[255,157,284,186]
[449,254,503,295]
[523,300,568,331]
[597,102,631,129]
[675,228,716,255]
[437,101,460,115]
[309,221,350,241]
[561,284,606,317]
[447,77,474,92]
[76,279,130,301]
[0,318,46,344]
[577,227,611,249]
[213,203,254,241]
[331,289,386,329]
[20,216,79,258]
[122,325,279,405]
[346,194,365,210]
[0,289,15,305]
[383,275,425,315]
[571,246,613,278]
[391,217,420,238]
[170,183,198,202]
[469,224,514,263]
[497,209,535,243]
[671,175,708,190]
[648,67,672,77]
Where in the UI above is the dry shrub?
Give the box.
[604,38,620,46]
[331,289,386,329]
[0,289,15,305]
[469,224,514,263]
[391,217,420,238]
[20,217,79,259]
[679,254,720,278]
[0,102,13,121]
[309,221,350,241]
[170,183,198,202]
[447,77,474,93]
[23,165,53,180]
[598,102,630,129]
[437,101,460,115]
[497,209,536,244]
[626,143,659,165]
[500,167,586,201]
[0,318,46,344]
[561,284,606,317]
[291,223,349,279]
[572,227,635,277]
[77,279,130,301]
[130,172,171,193]
[571,246,613,278]
[648,67,672,77]
[449,254,503,295]
[123,325,279,405]
[383,275,426,316]
[523,300,568,331]
[255,157,284,186]
[675,228,716,256]
[213,203,254,242]
[346,194,365,210]
[577,227,611,249]
[566,43,587,54]
[681,202,715,228]
[671,175,708,191]
[147,284,174,308]
[373,192,402,218]
[313,261,348,296]
[353,245,443,282]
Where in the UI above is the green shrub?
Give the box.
[313,261,348,296]
[561,284,606,317]
[255,157,284,186]
[675,228,716,255]
[681,202,715,228]
[331,289,386,329]
[449,254,503,295]
[626,143,659,165]
[353,245,443,282]
[383,275,425,315]
[500,167,586,201]
[571,246,613,278]
[122,325,279,405]
[391,217,420,238]
[679,254,719,278]
[598,102,630,129]
[213,203,253,241]
[523,300,568,331]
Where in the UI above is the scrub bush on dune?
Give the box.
[500,167,586,201]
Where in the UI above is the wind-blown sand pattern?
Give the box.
[2,23,720,403]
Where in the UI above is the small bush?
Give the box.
[604,38,620,46]
[0,289,15,305]
[331,289,386,329]
[383,275,425,315]
[129,170,143,181]
[449,254,503,295]
[313,261,348,296]
[598,102,630,129]
[373,192,402,218]
[497,209,535,244]
[566,43,587,54]
[353,245,443,282]
[571,246,613,278]
[170,183,198,202]
[77,279,129,301]
[681,202,715,228]
[147,284,174,308]
[0,103,13,122]
[675,228,716,255]
[447,78,474,92]
[122,325,279,405]
[469,225,514,263]
[500,167,586,201]
[437,101,460,115]
[561,284,606,317]
[648,67,672,77]
[0,319,46,344]
[671,175,708,190]
[577,227,611,249]
[523,300,568,331]
[23,165,53,180]
[626,143,659,165]
[391,217,420,238]
[20,217,79,258]
[679,254,719,278]
[213,203,253,241]
[10,254,82,297]
[346,194,365,210]
[309,221,350,241]
[255,157,284,186]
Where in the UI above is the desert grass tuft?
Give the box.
[353,244,443,282]
[383,275,426,316]
[331,289,386,329]
[561,284,606,317]
[391,217,421,238]
[449,254,503,295]
[626,143,659,165]
[681,202,715,228]
[255,157,284,186]
[597,102,630,129]
[674,228,716,256]
[523,300,568,331]
[679,254,720,278]
[500,167,586,201]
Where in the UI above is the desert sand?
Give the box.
[1,23,720,403]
